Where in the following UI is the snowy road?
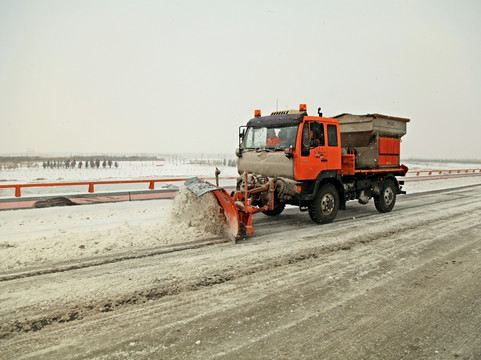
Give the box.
[1,182,481,359]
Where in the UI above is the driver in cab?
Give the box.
[266,129,281,146]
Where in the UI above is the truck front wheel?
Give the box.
[308,183,339,224]
[263,200,285,216]
[374,179,397,213]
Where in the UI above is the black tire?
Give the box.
[308,183,339,224]
[263,201,285,216]
[374,179,397,213]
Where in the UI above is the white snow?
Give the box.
[403,161,481,194]
[0,159,239,198]
[0,160,480,272]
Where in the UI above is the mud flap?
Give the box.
[185,177,240,240]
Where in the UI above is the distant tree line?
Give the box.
[0,154,163,163]
[42,159,119,169]
[0,162,21,170]
[0,155,168,171]
[189,158,237,167]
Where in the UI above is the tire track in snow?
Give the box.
[2,201,480,339]
[0,236,229,282]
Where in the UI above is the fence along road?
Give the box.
[0,170,480,210]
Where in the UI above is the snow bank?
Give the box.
[170,186,228,237]
[0,187,229,272]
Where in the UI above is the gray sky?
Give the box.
[1,0,480,160]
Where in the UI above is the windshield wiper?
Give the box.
[255,147,274,152]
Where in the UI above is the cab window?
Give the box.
[311,122,325,146]
[244,125,298,149]
[327,124,338,146]
[302,122,324,147]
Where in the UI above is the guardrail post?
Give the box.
[149,181,155,190]
[88,183,94,193]
[15,186,21,197]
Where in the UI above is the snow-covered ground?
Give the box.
[0,185,233,272]
[0,159,239,198]
[0,160,480,273]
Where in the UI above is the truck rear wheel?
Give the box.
[374,179,396,213]
[308,183,339,224]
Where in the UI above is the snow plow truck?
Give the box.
[186,104,409,240]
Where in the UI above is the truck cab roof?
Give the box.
[246,112,306,128]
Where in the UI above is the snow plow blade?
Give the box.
[184,177,240,240]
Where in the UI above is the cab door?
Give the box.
[296,118,341,180]
[297,120,328,180]
[324,122,341,170]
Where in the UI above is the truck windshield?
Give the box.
[243,126,298,150]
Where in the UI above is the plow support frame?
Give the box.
[233,171,275,237]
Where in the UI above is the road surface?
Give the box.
[1,184,480,359]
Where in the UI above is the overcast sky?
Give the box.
[1,0,480,160]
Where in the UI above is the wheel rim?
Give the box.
[321,193,335,215]
[383,187,394,206]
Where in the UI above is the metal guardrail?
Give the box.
[410,169,481,176]
[0,177,237,198]
[0,170,480,198]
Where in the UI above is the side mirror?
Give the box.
[238,126,246,147]
[284,147,293,158]
[235,148,242,158]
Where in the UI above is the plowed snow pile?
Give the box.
[0,187,229,272]
[169,186,228,236]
